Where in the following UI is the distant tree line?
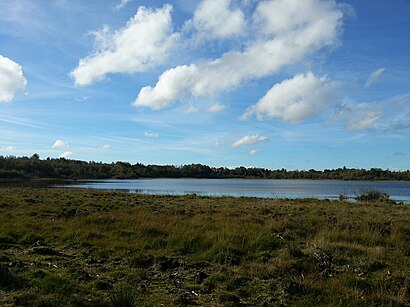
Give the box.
[1,154,409,181]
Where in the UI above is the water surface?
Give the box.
[62,179,410,203]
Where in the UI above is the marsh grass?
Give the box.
[0,188,409,306]
[109,285,138,307]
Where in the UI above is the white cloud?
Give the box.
[185,104,199,114]
[134,0,343,110]
[144,132,159,138]
[76,96,90,102]
[331,103,383,131]
[186,0,245,40]
[243,72,332,123]
[71,5,179,86]
[249,148,260,155]
[59,151,72,158]
[253,0,342,36]
[365,68,385,88]
[102,144,111,150]
[1,146,15,152]
[135,64,198,110]
[346,111,382,131]
[0,113,40,128]
[0,55,27,103]
[52,139,67,148]
[116,0,134,10]
[231,134,268,148]
[208,103,225,113]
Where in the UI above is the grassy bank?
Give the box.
[0,188,409,306]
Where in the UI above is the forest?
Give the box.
[1,154,409,181]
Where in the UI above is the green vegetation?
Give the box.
[1,155,410,180]
[0,188,409,306]
[355,188,394,203]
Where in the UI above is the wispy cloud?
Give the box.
[386,119,410,131]
[0,113,42,129]
[0,1,45,33]
[208,103,225,113]
[144,132,160,139]
[249,148,260,156]
[331,103,383,131]
[59,151,72,158]
[231,134,268,148]
[346,111,382,131]
[365,68,385,88]
[116,0,134,10]
[185,105,199,114]
[76,96,90,102]
[1,146,15,152]
[52,139,67,148]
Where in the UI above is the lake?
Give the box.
[61,179,410,203]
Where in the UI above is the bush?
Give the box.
[355,188,391,203]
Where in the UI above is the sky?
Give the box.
[0,0,409,170]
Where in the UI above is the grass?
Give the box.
[0,188,409,306]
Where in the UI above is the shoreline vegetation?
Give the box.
[1,155,410,181]
[0,188,409,306]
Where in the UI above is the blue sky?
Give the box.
[0,0,409,170]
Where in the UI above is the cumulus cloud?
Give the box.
[243,72,332,123]
[208,103,225,113]
[253,0,342,35]
[71,5,179,86]
[52,139,67,148]
[231,134,268,148]
[144,132,159,138]
[134,0,343,110]
[136,64,198,110]
[185,0,245,40]
[0,55,27,103]
[59,151,72,158]
[365,68,385,88]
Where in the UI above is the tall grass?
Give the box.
[0,188,408,305]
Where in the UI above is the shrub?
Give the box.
[355,188,391,203]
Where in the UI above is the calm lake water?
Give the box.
[63,179,410,203]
